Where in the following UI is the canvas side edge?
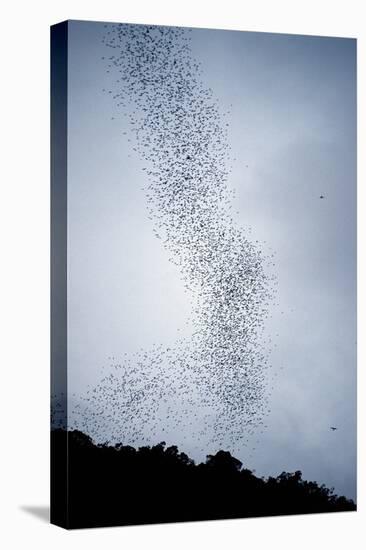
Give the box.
[50,20,69,530]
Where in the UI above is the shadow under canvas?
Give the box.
[20,506,49,523]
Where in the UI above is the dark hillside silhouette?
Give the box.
[51,429,356,529]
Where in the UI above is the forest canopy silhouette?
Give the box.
[51,429,356,529]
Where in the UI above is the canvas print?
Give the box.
[51,20,357,529]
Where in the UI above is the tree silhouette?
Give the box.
[51,429,356,529]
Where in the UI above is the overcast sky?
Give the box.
[67,21,356,499]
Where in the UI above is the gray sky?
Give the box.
[67,21,356,499]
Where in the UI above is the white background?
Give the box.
[0,1,364,548]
